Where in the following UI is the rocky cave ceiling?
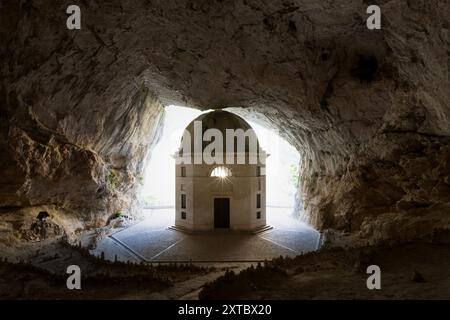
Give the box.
[0,0,449,244]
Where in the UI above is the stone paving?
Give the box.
[95,208,320,263]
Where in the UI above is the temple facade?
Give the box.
[174,110,267,231]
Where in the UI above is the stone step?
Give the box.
[251,225,274,235]
[168,225,274,235]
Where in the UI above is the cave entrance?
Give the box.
[140,105,303,227]
[102,105,320,262]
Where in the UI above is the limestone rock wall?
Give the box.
[1,0,449,244]
[1,1,166,240]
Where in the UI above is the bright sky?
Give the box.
[140,106,300,207]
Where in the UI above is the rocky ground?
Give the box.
[0,238,218,299]
[200,239,450,299]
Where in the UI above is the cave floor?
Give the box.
[199,242,450,299]
[93,208,320,263]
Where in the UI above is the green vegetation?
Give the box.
[107,169,120,190]
[289,164,299,189]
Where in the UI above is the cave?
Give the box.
[1,0,450,300]
[107,106,316,263]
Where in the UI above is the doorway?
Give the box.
[214,198,230,228]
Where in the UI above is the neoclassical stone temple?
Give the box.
[174,110,267,231]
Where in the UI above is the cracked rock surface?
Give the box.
[0,0,449,245]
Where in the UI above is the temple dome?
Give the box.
[180,110,260,153]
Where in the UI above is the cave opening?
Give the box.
[98,105,320,262]
[139,105,307,229]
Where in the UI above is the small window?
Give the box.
[180,184,185,191]
[256,194,261,209]
[181,212,186,220]
[211,166,232,178]
[181,194,186,209]
[257,179,261,191]
[256,212,261,219]
[181,166,186,177]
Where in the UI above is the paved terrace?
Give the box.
[93,208,320,263]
